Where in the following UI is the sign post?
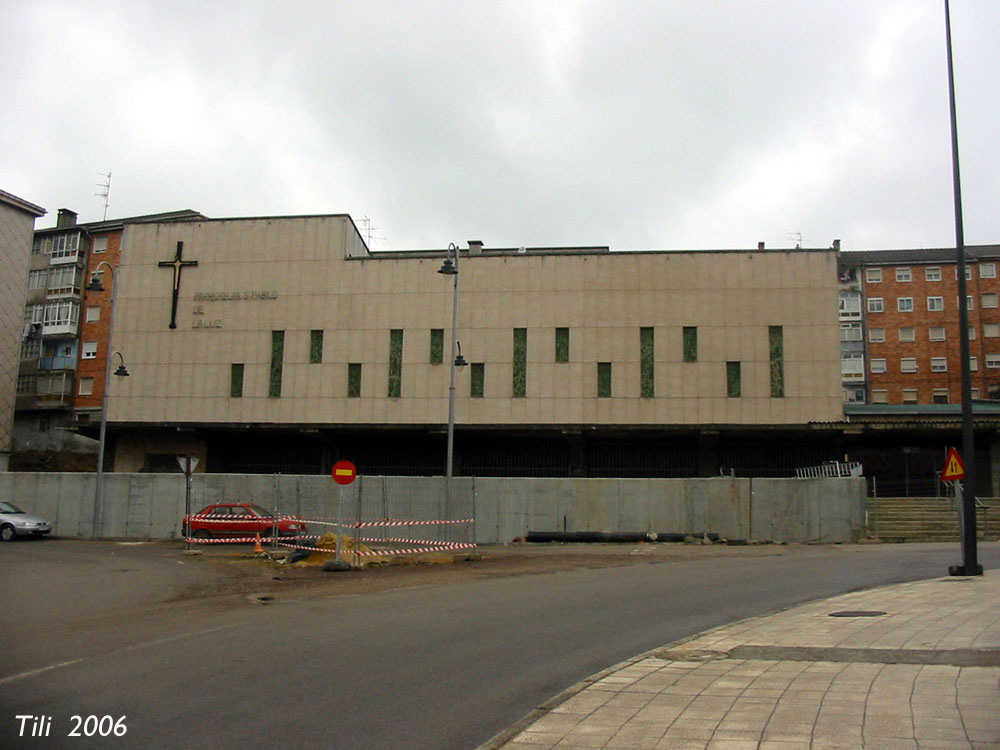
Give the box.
[941,447,968,546]
[177,455,199,550]
[331,461,357,565]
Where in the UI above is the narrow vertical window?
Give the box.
[597,362,612,397]
[430,328,444,364]
[555,327,569,363]
[640,327,655,397]
[310,330,323,364]
[683,326,697,362]
[347,363,362,398]
[470,363,484,398]
[769,326,784,398]
[269,331,284,397]
[230,364,244,398]
[726,361,741,398]
[513,327,527,397]
[388,329,403,397]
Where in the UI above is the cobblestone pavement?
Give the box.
[482,574,1000,750]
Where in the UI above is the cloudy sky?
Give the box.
[3,1,998,252]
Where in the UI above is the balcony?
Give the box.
[15,370,75,409]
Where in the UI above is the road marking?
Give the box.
[0,659,85,686]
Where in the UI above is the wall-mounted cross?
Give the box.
[158,241,199,329]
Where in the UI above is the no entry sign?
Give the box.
[332,460,358,485]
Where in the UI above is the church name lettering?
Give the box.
[193,291,279,301]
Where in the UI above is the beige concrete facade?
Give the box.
[108,215,842,471]
[0,190,45,470]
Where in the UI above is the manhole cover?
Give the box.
[828,610,886,618]
[652,649,728,662]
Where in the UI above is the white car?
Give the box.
[0,501,53,541]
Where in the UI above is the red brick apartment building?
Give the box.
[843,247,1000,405]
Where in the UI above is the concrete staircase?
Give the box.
[866,496,1000,542]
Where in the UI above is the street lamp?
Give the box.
[86,264,128,538]
[943,0,982,576]
[437,243,467,523]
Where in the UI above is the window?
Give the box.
[966,296,975,310]
[512,328,527,397]
[972,388,980,399]
[897,297,913,312]
[82,341,97,360]
[983,293,998,309]
[769,326,784,397]
[901,358,917,373]
[931,357,947,372]
[865,268,882,283]
[388,329,403,398]
[31,236,43,255]
[269,331,284,397]
[981,262,996,278]
[85,306,100,323]
[929,327,946,342]
[868,298,884,313]
[956,266,972,280]
[20,337,40,360]
[430,329,444,364]
[895,267,912,282]
[840,323,862,342]
[310,330,323,364]
[28,269,47,289]
[902,389,919,404]
[555,327,569,363]
[92,236,108,254]
[899,327,915,342]
[987,354,1000,369]
[682,326,698,361]
[78,377,93,396]
[726,362,741,398]
[970,357,978,371]
[870,358,886,374]
[927,297,944,311]
[347,363,362,397]
[43,300,79,327]
[47,265,81,294]
[871,389,889,404]
[640,327,655,397]
[925,266,942,282]
[48,232,80,259]
[230,364,244,398]
[470,363,484,398]
[842,354,864,378]
[869,327,885,343]
[986,324,1000,338]
[597,362,612,398]
[969,327,977,341]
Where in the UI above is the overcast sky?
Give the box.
[3,1,998,252]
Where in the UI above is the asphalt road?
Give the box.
[2,540,998,750]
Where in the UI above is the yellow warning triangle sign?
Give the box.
[942,447,965,481]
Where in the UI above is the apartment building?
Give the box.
[0,190,45,471]
[840,247,1000,406]
[12,209,204,469]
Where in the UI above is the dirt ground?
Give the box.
[176,539,803,602]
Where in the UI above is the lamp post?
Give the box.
[943,0,982,576]
[87,263,129,538]
[437,243,466,523]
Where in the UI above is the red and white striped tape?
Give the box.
[347,518,474,528]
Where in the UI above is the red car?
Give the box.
[183,503,308,540]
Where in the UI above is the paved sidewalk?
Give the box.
[482,574,1000,750]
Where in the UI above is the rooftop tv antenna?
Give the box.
[359,215,387,250]
[787,231,805,249]
[95,172,112,220]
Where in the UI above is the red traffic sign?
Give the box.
[941,447,965,481]
[331,460,357,485]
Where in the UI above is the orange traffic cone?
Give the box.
[253,533,264,553]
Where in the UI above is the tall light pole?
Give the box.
[87,263,129,538]
[944,0,981,577]
[437,243,466,522]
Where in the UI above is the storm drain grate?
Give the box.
[828,610,887,618]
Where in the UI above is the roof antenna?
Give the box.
[359,215,387,250]
[787,231,805,249]
[95,172,112,220]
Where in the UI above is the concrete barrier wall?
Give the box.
[0,473,866,544]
